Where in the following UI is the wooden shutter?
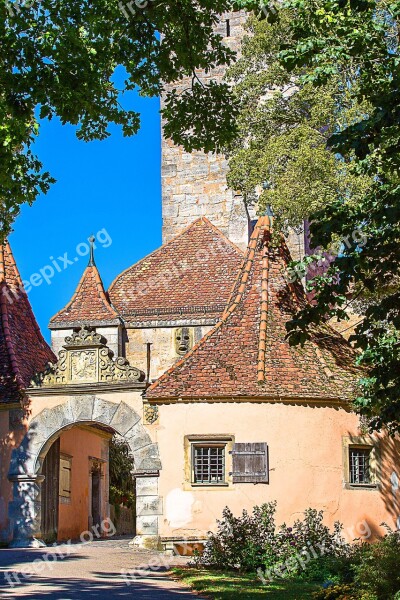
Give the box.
[231,443,269,484]
[59,456,72,498]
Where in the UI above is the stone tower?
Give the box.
[161,10,251,252]
[161,10,307,260]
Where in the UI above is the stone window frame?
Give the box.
[342,436,380,491]
[184,435,235,491]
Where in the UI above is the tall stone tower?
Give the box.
[161,9,307,260]
[161,10,251,252]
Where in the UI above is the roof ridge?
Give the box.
[146,216,271,396]
[1,241,57,351]
[0,242,24,287]
[0,245,4,283]
[199,216,245,256]
[0,240,56,396]
[109,217,244,294]
[146,215,359,402]
[91,264,119,318]
[257,230,270,383]
[50,263,118,324]
[0,281,25,388]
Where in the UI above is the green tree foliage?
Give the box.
[269,0,400,432]
[109,435,135,506]
[226,9,372,231]
[0,0,244,240]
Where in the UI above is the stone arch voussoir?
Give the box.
[9,396,162,479]
[8,396,161,548]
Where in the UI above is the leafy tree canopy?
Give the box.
[225,9,372,233]
[267,0,400,433]
[0,0,243,240]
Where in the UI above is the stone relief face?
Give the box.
[175,327,192,356]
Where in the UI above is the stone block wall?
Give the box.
[51,326,121,359]
[125,325,213,381]
[161,10,307,260]
[161,10,250,252]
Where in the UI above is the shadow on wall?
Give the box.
[379,434,400,530]
[0,406,30,542]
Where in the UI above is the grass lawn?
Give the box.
[173,567,320,599]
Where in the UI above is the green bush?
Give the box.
[193,502,277,572]
[353,529,400,599]
[195,503,400,598]
[312,584,358,600]
[194,502,349,578]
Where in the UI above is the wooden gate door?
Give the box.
[41,438,60,543]
[91,466,101,531]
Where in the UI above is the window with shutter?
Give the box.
[59,454,72,498]
[231,443,269,484]
[184,435,234,489]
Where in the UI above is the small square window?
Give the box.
[349,447,371,485]
[192,445,225,485]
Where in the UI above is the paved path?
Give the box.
[0,538,197,599]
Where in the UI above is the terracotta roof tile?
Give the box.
[50,263,119,327]
[146,217,360,402]
[108,218,244,323]
[0,242,56,402]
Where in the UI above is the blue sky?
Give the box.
[9,71,162,342]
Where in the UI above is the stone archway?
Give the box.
[8,396,162,548]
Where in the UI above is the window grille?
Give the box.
[350,448,371,484]
[193,445,225,485]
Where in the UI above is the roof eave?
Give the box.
[144,393,352,406]
[49,318,122,330]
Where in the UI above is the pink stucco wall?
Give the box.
[155,401,400,542]
[58,426,110,541]
[0,409,27,542]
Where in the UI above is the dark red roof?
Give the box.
[0,242,56,402]
[50,264,119,327]
[108,218,244,323]
[146,216,360,402]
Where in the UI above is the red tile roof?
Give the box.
[0,242,56,402]
[50,263,119,327]
[108,218,244,323]
[146,216,360,402]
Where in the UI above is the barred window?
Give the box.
[193,445,225,485]
[350,448,371,484]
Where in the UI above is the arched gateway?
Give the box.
[8,396,161,548]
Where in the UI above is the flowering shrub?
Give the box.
[193,503,277,572]
[194,502,349,577]
[312,584,358,600]
[194,504,400,599]
[353,529,400,599]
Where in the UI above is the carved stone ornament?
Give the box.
[31,326,146,387]
[174,327,193,356]
[143,403,159,425]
